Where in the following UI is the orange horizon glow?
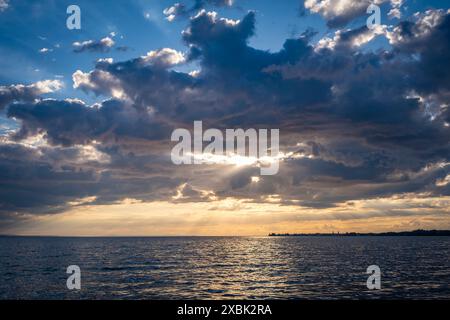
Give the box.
[5,194,450,237]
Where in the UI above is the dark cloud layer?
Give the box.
[0,5,449,222]
[8,99,171,146]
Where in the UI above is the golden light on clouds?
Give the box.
[8,193,450,236]
[251,176,260,183]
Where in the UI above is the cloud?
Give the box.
[436,174,450,187]
[1,7,450,225]
[163,0,234,22]
[7,98,172,146]
[141,48,186,68]
[163,3,188,22]
[387,9,450,93]
[73,37,115,53]
[39,48,53,54]
[0,0,8,12]
[0,80,63,110]
[314,24,387,51]
[388,0,404,19]
[387,9,448,47]
[0,138,179,216]
[72,68,124,98]
[303,0,403,27]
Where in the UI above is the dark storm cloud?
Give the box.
[0,141,180,215]
[390,10,450,93]
[182,11,315,75]
[70,12,330,126]
[0,142,98,214]
[7,98,172,146]
[1,7,450,219]
[180,11,331,120]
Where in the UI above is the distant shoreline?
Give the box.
[1,229,450,238]
[268,229,450,237]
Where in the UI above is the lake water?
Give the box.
[0,236,449,299]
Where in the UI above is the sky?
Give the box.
[0,0,450,236]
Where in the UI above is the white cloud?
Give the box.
[189,70,201,78]
[33,80,64,93]
[388,0,404,19]
[73,37,115,53]
[436,174,450,187]
[315,24,387,51]
[304,0,387,26]
[163,3,185,22]
[388,8,401,19]
[141,48,186,67]
[39,47,53,54]
[0,0,9,12]
[96,58,114,64]
[304,0,405,26]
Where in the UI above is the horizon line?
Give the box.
[2,228,450,238]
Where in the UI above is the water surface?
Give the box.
[0,236,449,299]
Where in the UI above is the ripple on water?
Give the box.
[0,236,449,299]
